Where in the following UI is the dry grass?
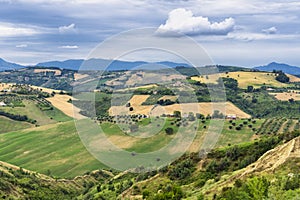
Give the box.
[0,83,13,91]
[191,71,299,88]
[74,73,89,80]
[110,95,250,118]
[34,69,61,76]
[46,95,86,119]
[128,95,150,106]
[270,91,300,101]
[159,95,178,101]
[287,74,300,82]
[30,86,62,94]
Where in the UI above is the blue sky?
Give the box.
[1,0,300,67]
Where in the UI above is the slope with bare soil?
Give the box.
[203,136,300,195]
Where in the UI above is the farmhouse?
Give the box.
[226,114,237,119]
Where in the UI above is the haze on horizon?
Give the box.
[1,0,300,67]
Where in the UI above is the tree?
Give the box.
[196,113,204,119]
[188,112,195,121]
[247,85,254,93]
[173,110,181,118]
[222,77,238,91]
[130,124,138,132]
[165,127,174,135]
[275,71,290,83]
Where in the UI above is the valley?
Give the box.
[0,64,300,199]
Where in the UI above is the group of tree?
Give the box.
[0,110,29,122]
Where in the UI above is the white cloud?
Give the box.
[59,45,79,49]
[156,8,235,37]
[16,44,28,48]
[58,23,76,34]
[262,26,277,34]
[0,22,39,37]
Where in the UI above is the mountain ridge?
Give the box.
[254,62,300,75]
[0,58,25,71]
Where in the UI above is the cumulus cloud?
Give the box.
[59,45,79,49]
[58,23,76,34]
[156,8,235,37]
[262,26,277,34]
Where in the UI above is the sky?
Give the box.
[1,0,300,67]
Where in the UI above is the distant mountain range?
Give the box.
[35,58,191,71]
[1,57,300,75]
[0,58,24,71]
[254,62,300,75]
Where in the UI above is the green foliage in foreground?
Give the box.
[216,173,300,200]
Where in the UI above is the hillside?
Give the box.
[202,136,300,196]
[0,160,112,199]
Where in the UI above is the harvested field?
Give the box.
[74,73,89,80]
[270,91,300,101]
[191,71,299,88]
[110,95,250,118]
[46,95,86,119]
[34,69,61,76]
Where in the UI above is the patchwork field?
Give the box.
[191,71,300,88]
[109,95,251,118]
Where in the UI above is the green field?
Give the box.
[0,116,33,134]
[0,121,105,178]
[0,115,294,178]
[0,100,71,125]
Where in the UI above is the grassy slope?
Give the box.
[0,121,105,178]
[0,100,72,125]
[0,116,33,134]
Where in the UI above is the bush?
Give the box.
[165,127,174,135]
